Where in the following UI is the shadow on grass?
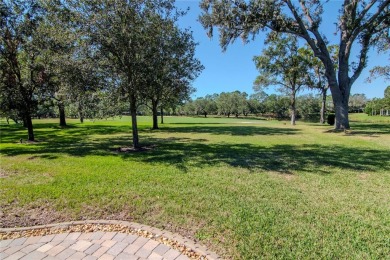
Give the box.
[130,138,389,174]
[156,125,299,136]
[0,123,133,143]
[347,123,390,135]
[1,122,389,174]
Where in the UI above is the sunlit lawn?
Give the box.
[1,115,389,259]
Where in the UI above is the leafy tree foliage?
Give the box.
[200,0,390,129]
[367,65,390,82]
[215,91,248,117]
[193,94,218,117]
[262,94,290,118]
[296,94,321,121]
[253,34,309,125]
[70,0,202,148]
[0,0,51,140]
[365,87,390,115]
[141,16,202,129]
[349,94,368,112]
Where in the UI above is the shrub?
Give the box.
[327,114,335,125]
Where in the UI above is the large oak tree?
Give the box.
[200,0,390,129]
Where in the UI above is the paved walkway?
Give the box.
[0,221,220,260]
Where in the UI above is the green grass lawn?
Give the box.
[349,112,390,123]
[1,116,389,259]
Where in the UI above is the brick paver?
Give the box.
[106,241,127,255]
[20,250,47,260]
[65,232,81,241]
[23,235,42,245]
[4,251,25,260]
[70,240,93,252]
[46,244,66,256]
[9,237,27,247]
[0,221,220,260]
[164,248,182,260]
[38,234,56,243]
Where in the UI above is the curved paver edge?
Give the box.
[0,220,221,260]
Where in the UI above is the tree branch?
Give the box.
[350,33,371,85]
[298,0,315,27]
[349,0,390,48]
[284,0,328,61]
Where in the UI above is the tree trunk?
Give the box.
[334,98,350,129]
[26,113,34,141]
[152,100,158,129]
[290,90,296,125]
[330,45,350,129]
[23,117,27,127]
[330,82,350,129]
[78,101,84,123]
[204,111,207,118]
[320,88,327,124]
[130,96,140,149]
[160,107,164,124]
[58,103,66,127]
[79,113,84,123]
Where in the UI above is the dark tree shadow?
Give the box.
[155,125,299,136]
[126,138,389,174]
[346,123,390,135]
[0,124,134,143]
[1,123,389,175]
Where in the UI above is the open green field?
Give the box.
[1,116,389,259]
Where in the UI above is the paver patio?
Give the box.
[0,221,220,260]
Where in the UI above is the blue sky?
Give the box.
[175,0,389,99]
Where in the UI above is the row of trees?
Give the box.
[181,91,370,121]
[0,0,203,148]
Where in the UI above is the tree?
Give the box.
[181,100,196,115]
[385,86,390,98]
[216,92,234,117]
[230,91,248,117]
[349,93,368,112]
[0,0,51,141]
[365,98,385,115]
[200,0,390,129]
[263,94,290,118]
[193,94,218,117]
[142,19,202,129]
[296,94,321,121]
[253,34,309,125]
[75,0,182,148]
[247,93,267,115]
[365,86,390,115]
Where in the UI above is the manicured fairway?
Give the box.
[1,116,389,259]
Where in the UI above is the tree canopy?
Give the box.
[1,0,203,147]
[253,34,309,125]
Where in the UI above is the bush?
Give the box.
[327,114,335,125]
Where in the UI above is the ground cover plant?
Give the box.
[1,116,389,259]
